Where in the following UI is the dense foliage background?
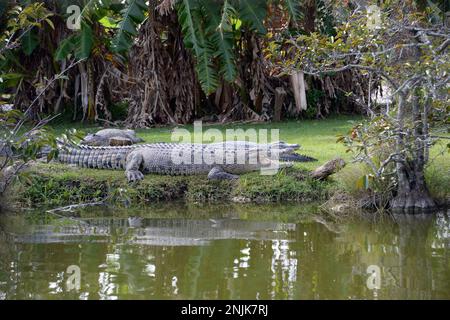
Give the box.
[0,0,394,126]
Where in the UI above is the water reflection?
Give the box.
[0,206,448,300]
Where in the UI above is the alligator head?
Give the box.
[269,141,300,152]
[80,133,109,146]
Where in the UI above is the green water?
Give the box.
[0,204,449,300]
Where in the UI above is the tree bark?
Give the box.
[391,94,436,214]
[290,71,307,114]
[390,162,436,214]
[273,87,286,122]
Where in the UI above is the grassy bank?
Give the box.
[11,163,331,207]
[10,116,450,208]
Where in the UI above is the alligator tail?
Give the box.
[57,144,133,170]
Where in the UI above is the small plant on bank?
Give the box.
[0,109,82,210]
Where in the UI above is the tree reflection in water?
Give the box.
[0,206,448,299]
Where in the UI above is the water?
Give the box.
[0,204,449,300]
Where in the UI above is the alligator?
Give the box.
[81,129,144,146]
[56,141,301,182]
[79,129,317,163]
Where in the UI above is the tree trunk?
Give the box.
[391,91,436,214]
[290,71,307,114]
[390,164,436,214]
[273,87,286,122]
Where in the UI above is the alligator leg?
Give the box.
[207,166,239,180]
[125,151,145,182]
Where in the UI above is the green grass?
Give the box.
[424,138,450,202]
[11,115,449,207]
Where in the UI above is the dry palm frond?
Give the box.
[156,0,176,16]
[126,10,199,127]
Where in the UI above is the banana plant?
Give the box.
[111,0,147,53]
[110,0,305,95]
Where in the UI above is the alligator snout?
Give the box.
[270,141,300,151]
[80,134,105,146]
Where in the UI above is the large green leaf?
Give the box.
[111,0,147,53]
[75,21,93,59]
[212,31,237,82]
[21,28,39,56]
[55,35,77,61]
[218,0,235,33]
[238,0,267,34]
[193,7,219,94]
[196,46,219,95]
[178,0,219,94]
[284,0,303,23]
[177,0,202,56]
[202,0,237,82]
[54,21,93,61]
